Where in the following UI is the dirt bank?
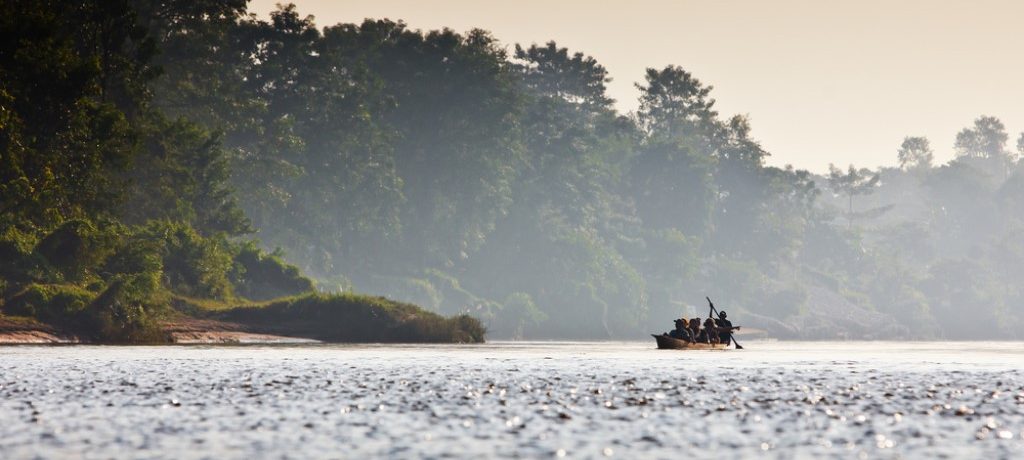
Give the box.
[0,316,317,345]
[0,317,76,343]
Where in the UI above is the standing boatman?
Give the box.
[706,297,742,348]
[714,310,736,345]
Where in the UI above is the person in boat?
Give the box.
[714,310,739,346]
[699,317,719,344]
[688,318,702,342]
[668,318,693,341]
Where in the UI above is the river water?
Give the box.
[1,341,1023,459]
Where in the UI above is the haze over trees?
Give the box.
[2,1,1022,340]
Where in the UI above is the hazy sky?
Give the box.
[250,0,1024,172]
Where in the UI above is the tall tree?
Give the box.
[513,41,614,109]
[954,116,1009,160]
[827,164,880,229]
[955,115,1011,181]
[636,66,717,140]
[0,0,152,229]
[897,136,934,171]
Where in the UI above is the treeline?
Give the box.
[821,118,1024,339]
[3,1,1021,340]
[0,0,482,342]
[142,3,813,339]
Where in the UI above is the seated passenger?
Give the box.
[668,319,691,341]
[688,318,702,341]
[679,317,695,342]
[700,317,719,344]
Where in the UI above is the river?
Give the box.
[1,341,1022,458]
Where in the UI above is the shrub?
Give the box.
[4,283,95,324]
[0,226,43,282]
[4,279,168,343]
[230,242,314,301]
[220,293,485,343]
[360,275,443,311]
[136,221,234,299]
[34,220,119,283]
[83,273,169,343]
[102,236,164,279]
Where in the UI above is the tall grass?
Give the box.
[217,292,485,343]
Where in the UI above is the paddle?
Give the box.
[706,296,743,350]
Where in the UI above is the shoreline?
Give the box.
[0,317,319,345]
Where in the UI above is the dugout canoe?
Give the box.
[652,334,729,350]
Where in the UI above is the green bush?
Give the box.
[0,226,43,282]
[34,220,119,283]
[361,275,443,311]
[101,236,165,279]
[83,273,169,343]
[230,242,314,301]
[4,283,95,324]
[3,280,168,343]
[220,292,485,343]
[136,221,235,299]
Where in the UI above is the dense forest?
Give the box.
[0,0,483,343]
[2,1,1022,341]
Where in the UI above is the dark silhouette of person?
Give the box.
[688,318,701,342]
[714,311,738,345]
[699,317,719,344]
[668,318,693,341]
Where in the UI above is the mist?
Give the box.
[147,4,1022,340]
[4,2,1022,341]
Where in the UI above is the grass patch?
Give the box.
[3,281,170,344]
[216,292,486,343]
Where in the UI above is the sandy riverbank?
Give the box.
[0,317,317,345]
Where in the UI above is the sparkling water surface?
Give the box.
[2,341,1023,459]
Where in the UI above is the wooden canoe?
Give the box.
[652,334,729,350]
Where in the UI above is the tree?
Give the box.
[0,0,151,229]
[897,136,934,171]
[636,66,717,140]
[513,41,614,110]
[954,116,1008,160]
[827,164,880,229]
[955,116,1011,181]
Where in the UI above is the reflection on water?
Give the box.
[1,341,1023,458]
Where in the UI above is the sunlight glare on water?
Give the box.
[1,341,1023,458]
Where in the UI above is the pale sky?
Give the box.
[250,0,1024,173]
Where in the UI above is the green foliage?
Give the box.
[5,284,95,325]
[360,275,444,312]
[489,292,546,339]
[219,293,485,343]
[135,221,234,299]
[34,220,119,283]
[6,0,1024,342]
[0,226,43,282]
[123,115,251,236]
[231,242,315,301]
[4,279,167,343]
[84,273,168,343]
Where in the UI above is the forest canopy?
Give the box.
[2,1,1022,340]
